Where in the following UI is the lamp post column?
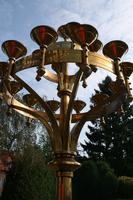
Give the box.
[52,62,80,200]
[52,152,80,200]
[56,169,74,200]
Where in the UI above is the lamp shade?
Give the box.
[65,22,98,47]
[120,62,133,77]
[103,40,128,60]
[2,40,27,59]
[30,25,58,47]
[58,22,98,47]
[23,94,37,106]
[47,100,60,112]
[88,39,102,52]
[73,100,86,113]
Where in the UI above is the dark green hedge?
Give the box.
[117,176,133,199]
[73,160,118,200]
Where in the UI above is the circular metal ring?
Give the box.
[15,42,115,83]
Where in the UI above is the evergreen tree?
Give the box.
[81,76,133,176]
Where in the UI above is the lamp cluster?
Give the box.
[0,22,132,101]
[0,21,133,200]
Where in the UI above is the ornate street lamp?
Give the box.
[0,22,133,200]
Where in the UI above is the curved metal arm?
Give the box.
[3,75,63,151]
[64,70,83,134]
[13,105,61,152]
[3,82,62,152]
[70,112,92,152]
[70,91,127,152]
[71,123,85,152]
[70,103,107,151]
[13,74,59,131]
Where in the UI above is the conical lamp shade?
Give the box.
[65,22,80,42]
[47,100,60,112]
[76,24,98,47]
[64,22,98,47]
[57,24,69,40]
[120,62,133,77]
[30,25,58,47]
[103,40,128,60]
[73,100,86,113]
[88,39,102,52]
[2,40,27,59]
[23,94,37,106]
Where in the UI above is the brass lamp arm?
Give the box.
[3,82,61,151]
[70,90,127,152]
[13,74,59,131]
[70,107,105,152]
[64,70,83,135]
[12,105,59,151]
[70,104,107,151]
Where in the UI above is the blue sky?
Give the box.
[0,0,133,144]
[1,0,133,56]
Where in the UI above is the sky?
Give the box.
[0,0,133,145]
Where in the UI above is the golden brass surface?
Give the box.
[14,42,114,80]
[0,22,132,200]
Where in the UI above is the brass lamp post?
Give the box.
[0,22,133,200]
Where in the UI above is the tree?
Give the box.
[81,76,133,176]
[2,145,56,200]
[38,132,54,162]
[0,100,36,152]
[0,95,56,199]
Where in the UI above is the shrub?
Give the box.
[97,161,118,199]
[73,160,100,200]
[73,160,118,200]
[118,176,133,199]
